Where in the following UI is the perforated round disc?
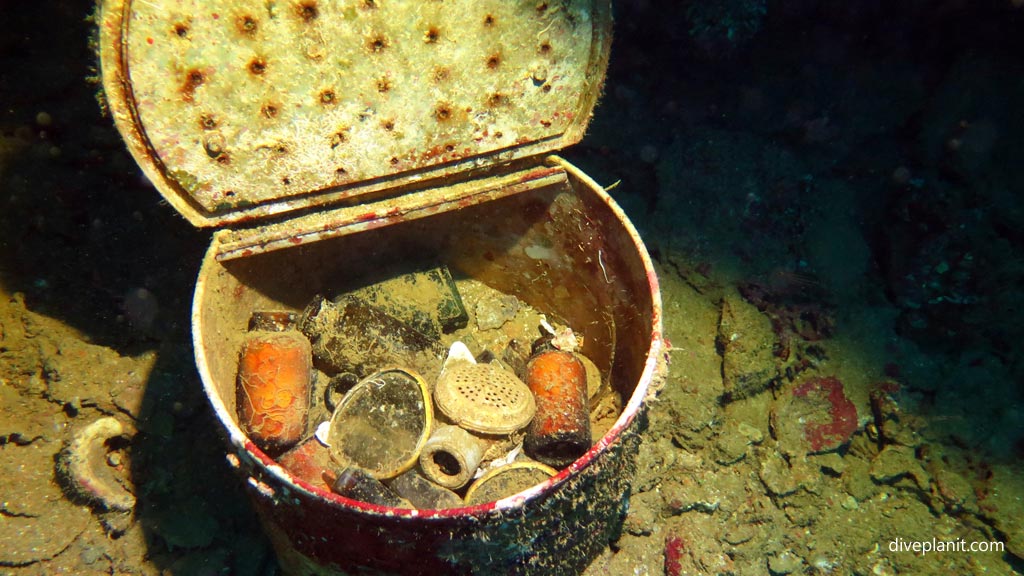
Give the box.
[434,363,535,435]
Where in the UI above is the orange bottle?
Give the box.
[236,312,311,454]
[524,350,592,468]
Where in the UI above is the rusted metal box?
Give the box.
[98,1,664,574]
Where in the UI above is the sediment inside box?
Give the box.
[196,177,652,445]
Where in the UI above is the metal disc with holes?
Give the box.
[434,363,535,435]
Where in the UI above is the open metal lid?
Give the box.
[98,0,612,228]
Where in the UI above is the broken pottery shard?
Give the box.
[716,294,778,402]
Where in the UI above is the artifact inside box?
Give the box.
[236,264,622,508]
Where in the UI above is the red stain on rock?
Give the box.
[793,376,857,452]
[664,534,686,576]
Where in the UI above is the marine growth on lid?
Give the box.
[98,0,612,226]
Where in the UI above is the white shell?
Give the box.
[314,421,331,447]
[442,341,477,371]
